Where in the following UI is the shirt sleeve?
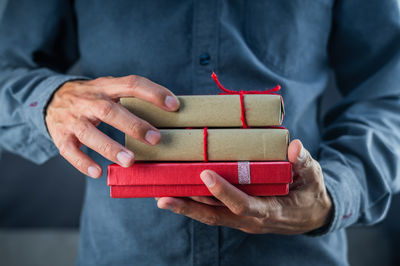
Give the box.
[0,0,87,164]
[319,0,400,234]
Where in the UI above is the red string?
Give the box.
[203,127,208,162]
[197,126,285,162]
[266,125,286,129]
[211,72,281,128]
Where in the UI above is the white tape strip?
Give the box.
[238,161,251,184]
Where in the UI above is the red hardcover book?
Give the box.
[108,162,292,198]
[110,184,289,198]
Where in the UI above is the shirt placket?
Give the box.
[191,1,220,266]
[191,0,220,95]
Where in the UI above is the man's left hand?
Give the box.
[157,139,333,235]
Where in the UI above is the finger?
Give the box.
[288,139,320,178]
[200,170,265,218]
[189,196,225,206]
[96,75,180,111]
[73,119,135,167]
[157,197,256,230]
[90,99,161,145]
[58,135,102,178]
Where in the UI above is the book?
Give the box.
[121,94,284,128]
[126,128,289,161]
[108,162,292,198]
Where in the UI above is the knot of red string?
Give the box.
[211,72,281,128]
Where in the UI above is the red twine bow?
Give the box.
[211,72,281,128]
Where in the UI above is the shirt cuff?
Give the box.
[24,74,89,141]
[308,159,361,236]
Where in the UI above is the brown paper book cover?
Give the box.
[121,95,284,128]
[126,128,289,161]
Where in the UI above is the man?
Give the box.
[1,1,400,265]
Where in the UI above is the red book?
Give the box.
[108,162,292,198]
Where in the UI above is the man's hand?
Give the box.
[157,139,333,235]
[45,75,179,178]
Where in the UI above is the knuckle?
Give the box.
[127,75,141,90]
[260,213,275,226]
[94,77,107,83]
[127,120,145,137]
[211,182,225,196]
[74,157,84,170]
[231,202,249,216]
[203,215,219,226]
[303,155,314,169]
[268,198,283,211]
[58,142,68,157]
[251,207,265,218]
[313,161,322,174]
[74,122,91,141]
[151,87,165,100]
[96,100,114,120]
[98,142,113,156]
[175,205,186,215]
[91,76,114,85]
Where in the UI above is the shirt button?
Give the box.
[199,53,211,65]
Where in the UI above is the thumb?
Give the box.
[288,139,316,176]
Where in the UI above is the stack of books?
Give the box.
[108,80,292,198]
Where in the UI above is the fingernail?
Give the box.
[200,171,215,188]
[298,146,306,162]
[145,130,161,145]
[88,166,101,178]
[165,96,179,110]
[117,150,134,166]
[157,199,174,210]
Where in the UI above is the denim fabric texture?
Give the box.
[1,1,400,265]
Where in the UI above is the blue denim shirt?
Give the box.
[1,1,400,265]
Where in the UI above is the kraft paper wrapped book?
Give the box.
[107,162,292,197]
[126,128,289,161]
[121,94,284,128]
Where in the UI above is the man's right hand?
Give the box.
[45,75,180,178]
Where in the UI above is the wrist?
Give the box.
[306,190,334,236]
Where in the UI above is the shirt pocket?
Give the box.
[245,0,333,80]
